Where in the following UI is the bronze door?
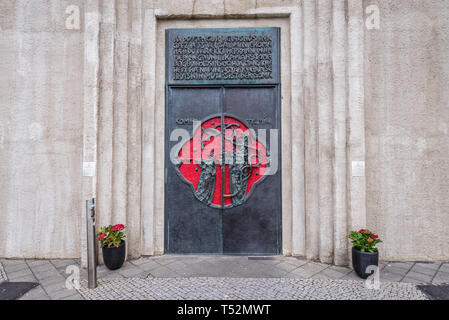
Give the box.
[165,28,281,254]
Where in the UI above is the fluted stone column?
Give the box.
[290,6,306,256]
[332,0,349,266]
[303,0,320,261]
[81,0,100,267]
[347,0,367,245]
[97,0,115,240]
[141,8,157,255]
[112,0,129,230]
[317,0,334,264]
[127,0,143,259]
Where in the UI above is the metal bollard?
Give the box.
[86,198,97,289]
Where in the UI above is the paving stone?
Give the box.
[314,268,348,280]
[97,269,122,278]
[410,263,441,276]
[283,257,308,267]
[257,259,283,266]
[286,267,310,279]
[18,285,49,300]
[385,262,414,271]
[26,260,50,267]
[402,277,428,285]
[379,262,388,270]
[8,274,37,283]
[118,263,146,278]
[341,271,363,281]
[257,266,289,278]
[49,288,80,300]
[4,262,30,274]
[328,265,353,275]
[402,271,433,284]
[176,256,210,265]
[62,293,84,300]
[99,272,125,280]
[276,261,300,273]
[165,260,189,271]
[382,265,410,277]
[137,260,162,272]
[6,268,34,280]
[152,256,180,265]
[233,258,260,267]
[380,270,404,282]
[1,259,26,266]
[42,281,68,294]
[415,262,441,270]
[311,272,333,280]
[129,257,153,265]
[28,263,55,274]
[300,262,329,277]
[432,271,449,285]
[439,263,449,273]
[33,269,61,281]
[39,275,66,287]
[149,265,180,278]
[50,259,78,269]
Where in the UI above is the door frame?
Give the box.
[141,16,303,257]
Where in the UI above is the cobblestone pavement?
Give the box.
[0,255,448,300]
[77,277,428,300]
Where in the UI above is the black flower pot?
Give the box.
[102,240,126,270]
[352,247,379,279]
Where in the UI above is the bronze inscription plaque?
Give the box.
[166,28,280,85]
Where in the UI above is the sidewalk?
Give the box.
[1,255,448,300]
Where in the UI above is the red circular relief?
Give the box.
[177,116,268,208]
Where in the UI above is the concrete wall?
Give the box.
[0,0,84,258]
[365,0,449,260]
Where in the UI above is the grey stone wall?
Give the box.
[365,0,449,260]
[0,0,84,258]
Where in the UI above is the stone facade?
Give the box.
[0,0,448,265]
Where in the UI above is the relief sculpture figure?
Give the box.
[194,156,216,205]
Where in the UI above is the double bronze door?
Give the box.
[165,86,281,254]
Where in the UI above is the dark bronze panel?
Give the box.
[165,88,223,253]
[222,87,281,254]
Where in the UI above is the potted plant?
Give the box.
[349,229,382,279]
[97,224,126,270]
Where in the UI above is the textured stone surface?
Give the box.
[0,0,84,258]
[77,277,428,300]
[365,0,449,261]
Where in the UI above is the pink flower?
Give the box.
[98,233,107,241]
[112,224,125,231]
